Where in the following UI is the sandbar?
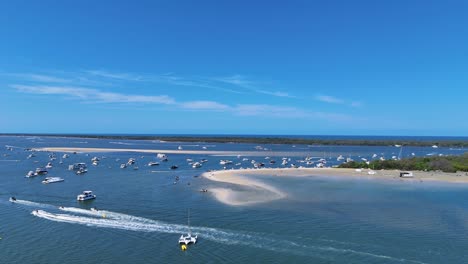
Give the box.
[202,168,468,206]
[34,147,325,157]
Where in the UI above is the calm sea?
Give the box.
[1,135,467,263]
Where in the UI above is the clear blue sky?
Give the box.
[1,0,467,135]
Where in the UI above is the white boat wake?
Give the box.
[15,199,426,263]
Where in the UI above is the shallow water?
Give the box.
[1,136,468,263]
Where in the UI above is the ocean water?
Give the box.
[1,135,468,263]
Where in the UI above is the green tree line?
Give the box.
[338,153,468,173]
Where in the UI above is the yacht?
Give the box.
[77,191,96,201]
[42,177,64,184]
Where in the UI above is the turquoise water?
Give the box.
[1,136,468,263]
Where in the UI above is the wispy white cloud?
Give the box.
[84,70,143,82]
[6,70,294,99]
[180,100,230,111]
[2,73,71,83]
[257,90,296,98]
[316,95,344,104]
[11,84,357,123]
[233,104,304,117]
[11,85,175,104]
[214,74,294,98]
[316,94,363,108]
[214,74,252,87]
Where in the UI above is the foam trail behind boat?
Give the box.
[10,199,56,209]
[30,209,426,263]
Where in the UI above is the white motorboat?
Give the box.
[42,177,64,184]
[77,191,96,201]
[120,163,127,169]
[26,170,35,178]
[68,163,87,171]
[45,162,53,169]
[192,162,202,168]
[35,167,48,175]
[179,210,197,245]
[147,161,160,166]
[219,160,232,165]
[76,168,88,174]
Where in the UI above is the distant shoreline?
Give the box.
[201,168,468,206]
[3,133,468,147]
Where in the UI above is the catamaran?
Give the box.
[178,209,197,245]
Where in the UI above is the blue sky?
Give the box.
[1,0,467,135]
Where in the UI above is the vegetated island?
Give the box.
[339,153,468,173]
[2,133,468,147]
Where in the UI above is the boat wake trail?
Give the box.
[12,199,56,209]
[27,205,426,263]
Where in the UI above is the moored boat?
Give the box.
[77,191,96,201]
[42,177,64,184]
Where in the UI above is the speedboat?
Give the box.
[9,196,17,202]
[77,191,96,201]
[42,177,64,184]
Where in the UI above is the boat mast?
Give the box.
[188,209,191,234]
